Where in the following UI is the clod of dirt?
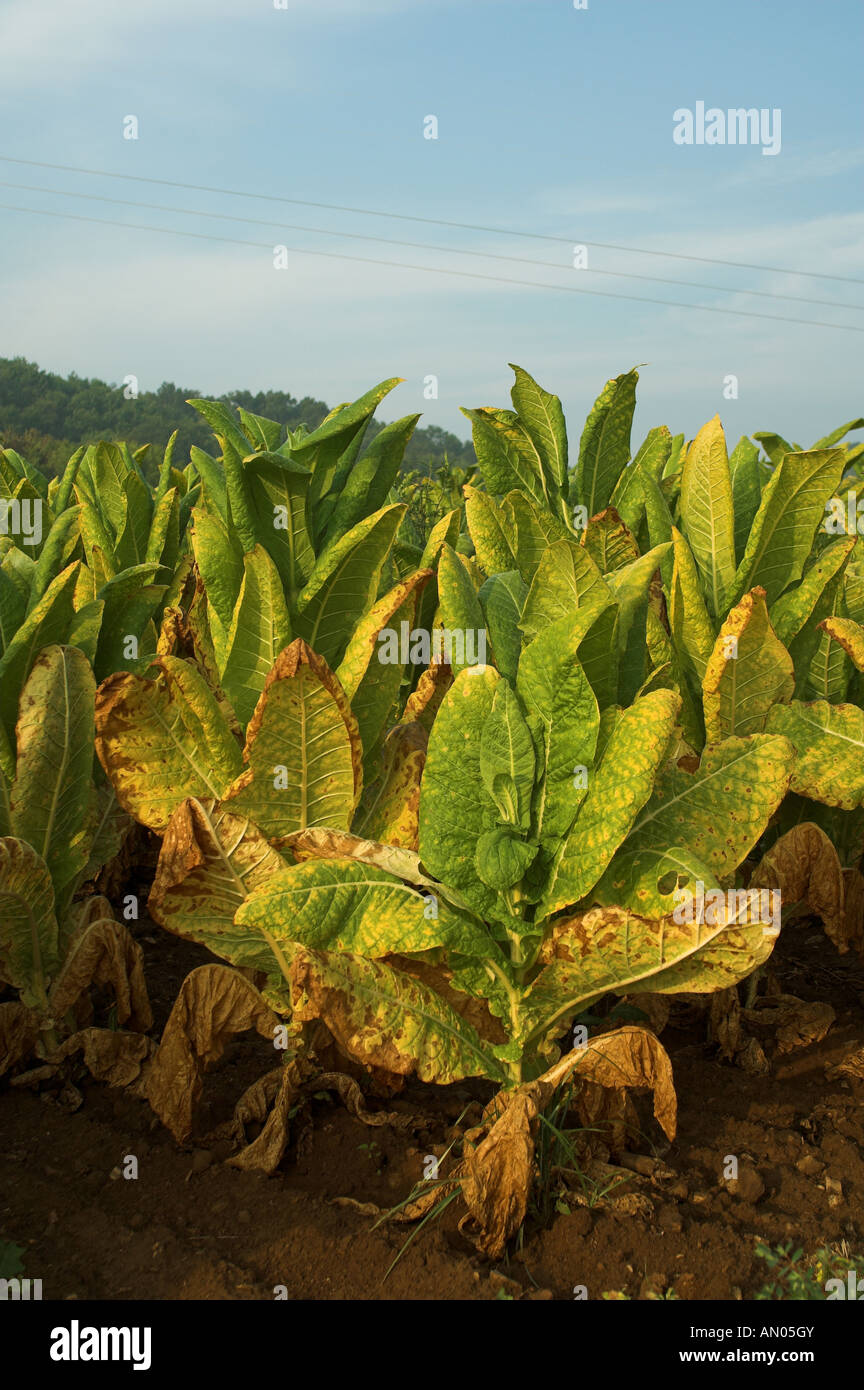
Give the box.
[726,1164,766,1204]
[795,1152,823,1176]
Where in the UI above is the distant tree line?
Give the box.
[0,357,474,481]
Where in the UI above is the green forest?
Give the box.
[0,356,474,481]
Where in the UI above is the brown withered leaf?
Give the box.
[228,1060,306,1173]
[308,1070,417,1130]
[353,722,428,850]
[145,964,280,1142]
[156,605,185,657]
[459,1025,676,1258]
[547,1025,677,1143]
[750,823,845,948]
[460,1088,539,1258]
[709,986,742,1061]
[826,1045,864,1081]
[52,1027,154,1086]
[742,994,836,1055]
[402,661,453,733]
[50,907,152,1032]
[0,1000,40,1075]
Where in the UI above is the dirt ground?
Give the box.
[2,907,864,1302]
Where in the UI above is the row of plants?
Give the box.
[1,365,862,1256]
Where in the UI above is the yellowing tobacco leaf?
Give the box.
[224,638,361,838]
[539,688,681,918]
[149,798,292,978]
[288,946,507,1084]
[353,722,427,850]
[765,700,864,809]
[95,656,243,832]
[702,588,794,740]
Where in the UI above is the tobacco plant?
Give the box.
[0,645,150,1080]
[181,383,459,740]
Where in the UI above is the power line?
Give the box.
[2,178,860,314]
[0,153,861,288]
[1,200,862,333]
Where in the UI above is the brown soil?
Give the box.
[2,911,864,1302]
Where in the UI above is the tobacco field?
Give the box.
[3,365,864,1301]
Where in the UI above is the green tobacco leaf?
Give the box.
[460,408,550,510]
[94,563,166,681]
[517,610,600,859]
[812,418,864,450]
[344,580,423,766]
[753,431,794,466]
[732,447,846,605]
[148,797,291,978]
[0,837,60,1011]
[701,589,794,740]
[95,656,243,832]
[519,539,609,640]
[236,408,281,452]
[575,369,638,516]
[539,688,681,918]
[323,414,419,546]
[9,646,96,915]
[475,827,538,891]
[593,845,721,919]
[288,946,506,1083]
[293,378,403,515]
[479,681,535,830]
[237,856,494,959]
[224,639,361,838]
[219,546,292,729]
[801,581,851,703]
[770,538,855,645]
[0,562,80,771]
[419,666,504,921]
[190,505,244,642]
[114,471,153,569]
[610,426,673,533]
[679,416,736,618]
[187,399,257,550]
[478,571,527,685]
[294,504,405,668]
[437,544,487,676]
[765,700,864,809]
[244,452,315,604]
[464,488,518,576]
[500,492,571,584]
[669,526,715,684]
[509,363,569,495]
[728,437,764,564]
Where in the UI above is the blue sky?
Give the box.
[0,0,862,451]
